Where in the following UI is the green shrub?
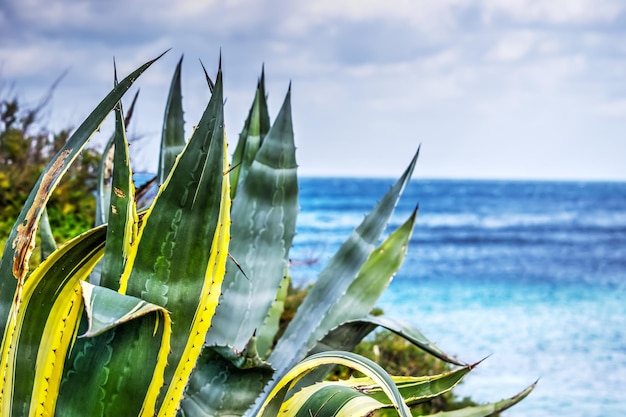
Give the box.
[0,90,99,254]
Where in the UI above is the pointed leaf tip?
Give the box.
[113,58,118,85]
[469,355,492,370]
[199,59,215,93]
[175,55,184,71]
[147,49,171,66]
[124,89,140,126]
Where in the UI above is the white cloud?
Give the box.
[595,99,626,118]
[481,0,624,25]
[302,0,455,22]
[1,0,625,179]
[288,0,467,38]
[487,31,540,62]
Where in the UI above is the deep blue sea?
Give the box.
[288,178,626,417]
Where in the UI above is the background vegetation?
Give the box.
[0,87,99,254]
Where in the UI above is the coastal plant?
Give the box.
[0,53,534,416]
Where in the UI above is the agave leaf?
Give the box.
[257,351,411,417]
[310,208,417,346]
[158,56,186,185]
[0,53,163,341]
[339,366,472,406]
[199,59,215,93]
[211,337,270,370]
[121,66,230,416]
[180,336,276,416]
[293,314,466,392]
[269,205,418,382]
[229,68,271,198]
[99,102,137,290]
[256,273,290,358]
[94,63,118,229]
[96,89,140,226]
[180,335,273,416]
[180,345,273,417]
[430,382,537,417]
[315,315,466,366]
[269,150,418,374]
[95,135,114,227]
[283,384,384,417]
[55,282,172,417]
[206,87,297,352]
[39,207,57,260]
[124,88,141,127]
[0,226,106,415]
[280,365,472,417]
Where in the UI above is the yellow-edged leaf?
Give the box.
[258,351,411,417]
[0,226,105,416]
[156,137,231,417]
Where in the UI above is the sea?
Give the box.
[287,178,626,417]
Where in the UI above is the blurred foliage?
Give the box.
[279,281,497,416]
[0,88,100,253]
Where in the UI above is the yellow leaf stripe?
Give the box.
[31,283,85,417]
[279,381,385,417]
[156,138,231,417]
[258,351,411,417]
[0,227,105,416]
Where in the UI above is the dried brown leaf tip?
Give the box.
[12,149,72,279]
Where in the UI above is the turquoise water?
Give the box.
[289,178,626,416]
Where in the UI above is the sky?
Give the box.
[1,0,625,180]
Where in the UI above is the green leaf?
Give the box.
[211,337,271,370]
[430,382,537,417]
[256,273,290,358]
[257,351,411,417]
[269,205,419,380]
[180,345,273,417]
[289,384,382,417]
[345,366,472,406]
[95,135,114,227]
[0,226,106,416]
[207,87,297,352]
[199,59,215,93]
[56,282,172,417]
[230,67,271,199]
[280,365,473,417]
[100,101,137,291]
[315,315,466,366]
[269,150,418,375]
[0,53,164,341]
[311,208,417,347]
[96,89,140,227]
[294,314,466,393]
[39,207,57,260]
[121,65,231,416]
[158,56,186,185]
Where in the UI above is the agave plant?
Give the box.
[0,53,534,416]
